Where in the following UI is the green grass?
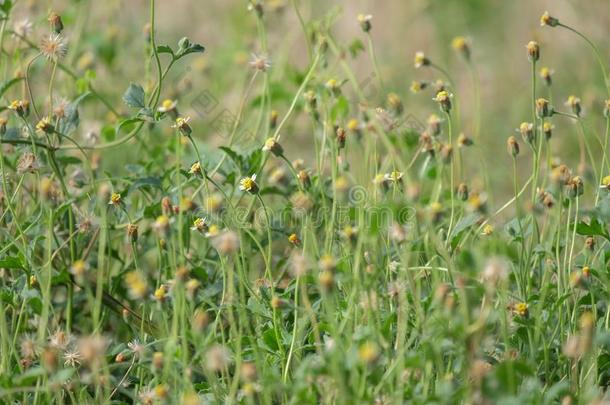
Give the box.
[0,1,610,404]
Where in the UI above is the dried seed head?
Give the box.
[427,114,442,136]
[566,176,584,198]
[17,152,39,173]
[40,34,68,61]
[127,223,138,242]
[585,236,595,251]
[526,41,540,62]
[212,230,240,254]
[457,183,469,201]
[249,53,271,72]
[457,133,473,147]
[172,116,192,135]
[387,93,403,115]
[518,122,534,144]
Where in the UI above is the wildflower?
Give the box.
[526,41,539,62]
[205,193,224,213]
[153,215,170,234]
[36,117,54,134]
[457,133,473,147]
[40,34,68,61]
[427,114,442,136]
[604,99,610,118]
[430,202,443,222]
[153,285,168,303]
[158,98,177,114]
[205,345,232,372]
[451,36,470,60]
[124,271,148,300]
[540,67,554,86]
[457,183,469,201]
[155,385,169,400]
[551,165,572,185]
[319,254,336,272]
[8,99,29,117]
[482,224,494,236]
[319,269,334,290]
[20,335,38,359]
[262,137,284,156]
[565,95,582,117]
[172,116,192,135]
[77,335,108,367]
[358,341,380,364]
[189,161,202,175]
[48,11,64,33]
[410,81,427,93]
[193,310,210,332]
[288,233,300,246]
[249,53,271,72]
[414,51,430,68]
[433,90,452,113]
[336,127,346,148]
[109,192,122,206]
[186,279,200,298]
[540,11,559,27]
[357,14,373,32]
[440,144,453,164]
[17,152,39,173]
[387,93,403,115]
[341,225,358,243]
[566,176,584,198]
[70,259,88,279]
[127,223,138,242]
[138,389,156,405]
[239,174,259,194]
[512,302,528,317]
[535,98,552,118]
[518,122,534,144]
[211,230,240,254]
[325,78,340,95]
[384,170,403,184]
[542,122,554,140]
[191,217,209,233]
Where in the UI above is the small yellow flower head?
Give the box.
[297,170,311,189]
[205,224,220,238]
[601,175,610,190]
[109,192,122,206]
[262,137,284,156]
[154,215,170,234]
[539,67,554,86]
[457,133,473,147]
[70,260,88,279]
[526,41,540,62]
[205,193,224,213]
[429,202,443,222]
[189,161,202,176]
[384,170,403,184]
[518,122,535,144]
[36,117,54,134]
[319,254,336,272]
[341,225,358,242]
[239,174,259,194]
[357,14,373,32]
[410,80,428,93]
[29,275,38,287]
[124,271,148,300]
[540,11,559,27]
[318,269,334,290]
[325,78,340,95]
[387,93,403,115]
[191,217,209,233]
[304,90,317,109]
[347,118,360,132]
[186,279,201,298]
[358,341,380,364]
[451,36,470,60]
[535,98,552,118]
[153,285,168,303]
[288,233,300,246]
[158,99,177,113]
[542,122,554,140]
[155,384,169,400]
[172,116,192,136]
[565,95,582,117]
[482,224,494,236]
[8,99,29,117]
[414,51,430,69]
[269,110,279,128]
[433,90,452,113]
[513,302,528,317]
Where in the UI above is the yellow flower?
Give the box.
[414,51,429,68]
[109,192,122,206]
[239,174,259,194]
[358,341,379,364]
[288,233,300,246]
[191,217,208,233]
[189,161,202,175]
[513,302,528,317]
[172,116,192,135]
[36,117,54,134]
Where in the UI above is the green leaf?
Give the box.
[575,217,609,240]
[176,37,205,58]
[348,39,365,58]
[156,44,174,55]
[0,256,22,269]
[122,83,145,109]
